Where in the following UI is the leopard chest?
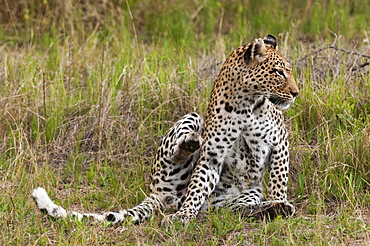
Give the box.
[223,98,284,188]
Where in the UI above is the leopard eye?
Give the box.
[272,68,286,78]
[276,69,285,78]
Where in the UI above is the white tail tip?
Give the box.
[32,187,67,218]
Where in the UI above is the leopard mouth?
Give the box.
[268,95,294,110]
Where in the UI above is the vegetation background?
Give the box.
[0,0,369,245]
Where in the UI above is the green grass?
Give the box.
[1,0,370,245]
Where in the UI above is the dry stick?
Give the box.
[351,62,369,72]
[299,45,370,62]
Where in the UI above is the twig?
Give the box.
[329,30,338,47]
[299,45,370,62]
[300,31,370,62]
[351,62,370,72]
[329,46,370,58]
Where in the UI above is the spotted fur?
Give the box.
[33,34,299,225]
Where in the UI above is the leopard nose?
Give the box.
[290,91,299,97]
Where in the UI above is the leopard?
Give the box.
[32,34,299,225]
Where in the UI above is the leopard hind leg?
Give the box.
[103,113,203,224]
[106,113,203,224]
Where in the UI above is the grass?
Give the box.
[1,0,369,245]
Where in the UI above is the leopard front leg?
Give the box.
[264,132,295,217]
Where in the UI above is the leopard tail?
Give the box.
[32,187,162,224]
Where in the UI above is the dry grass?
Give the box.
[0,0,369,245]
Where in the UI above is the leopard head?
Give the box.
[243,34,299,109]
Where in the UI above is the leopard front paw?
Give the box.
[240,201,295,220]
[261,201,295,218]
[282,201,295,217]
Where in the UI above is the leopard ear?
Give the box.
[263,34,277,49]
[244,38,268,65]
